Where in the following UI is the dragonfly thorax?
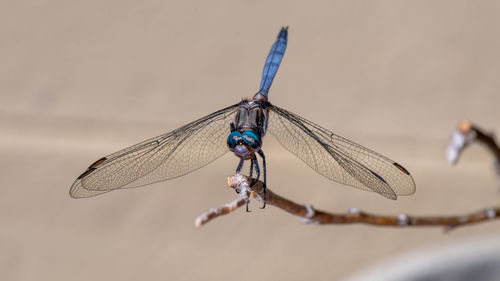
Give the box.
[227,101,268,160]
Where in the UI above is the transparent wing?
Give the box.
[70,104,240,198]
[267,104,415,199]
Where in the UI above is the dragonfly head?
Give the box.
[227,130,262,160]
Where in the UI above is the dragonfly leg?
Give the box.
[250,154,260,187]
[236,159,245,174]
[257,150,267,209]
[249,158,254,178]
[246,158,255,212]
[234,159,246,195]
[246,156,259,211]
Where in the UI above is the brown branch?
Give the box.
[195,174,500,230]
[473,132,500,163]
[195,120,500,229]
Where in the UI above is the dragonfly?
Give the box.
[70,27,416,205]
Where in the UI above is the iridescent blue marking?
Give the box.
[242,131,260,149]
[227,131,243,150]
[227,130,261,151]
[258,26,288,97]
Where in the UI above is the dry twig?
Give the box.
[195,175,252,227]
[196,174,500,230]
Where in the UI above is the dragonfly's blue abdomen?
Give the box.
[258,27,288,97]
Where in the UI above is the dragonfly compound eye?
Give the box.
[242,131,261,150]
[227,131,243,151]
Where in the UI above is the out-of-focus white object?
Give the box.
[345,236,500,281]
[446,130,468,164]
[446,121,477,165]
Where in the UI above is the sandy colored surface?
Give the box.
[2,1,500,280]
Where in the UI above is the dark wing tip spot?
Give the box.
[77,167,96,180]
[393,162,410,175]
[89,157,107,169]
[77,157,106,179]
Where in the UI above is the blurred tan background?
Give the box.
[2,0,500,280]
